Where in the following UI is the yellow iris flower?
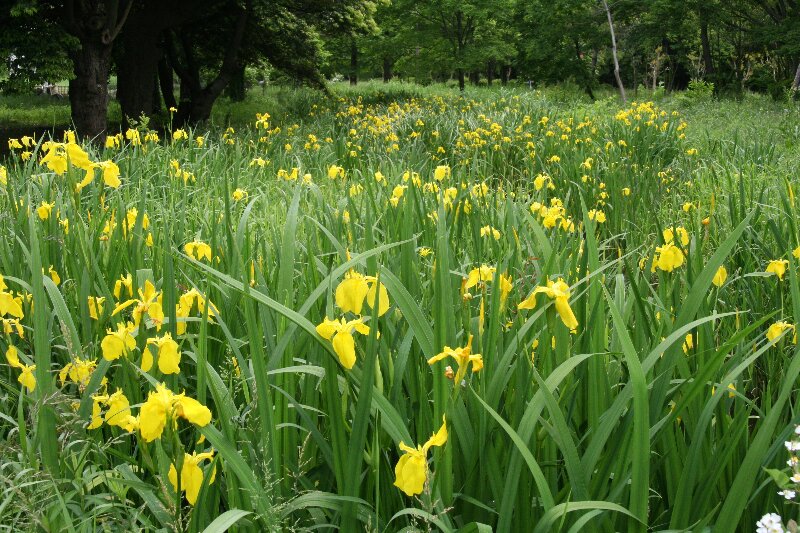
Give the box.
[100,322,137,361]
[169,451,216,505]
[712,266,728,288]
[394,418,448,496]
[0,287,24,319]
[144,333,181,374]
[427,336,483,383]
[518,278,578,330]
[96,160,122,188]
[58,357,99,389]
[433,165,450,181]
[88,296,105,320]
[112,279,165,329]
[114,273,133,299]
[766,321,796,344]
[104,389,137,430]
[175,288,219,335]
[5,345,36,392]
[185,241,212,262]
[655,243,685,272]
[327,165,344,179]
[139,383,212,442]
[499,273,513,308]
[335,270,389,316]
[663,226,689,247]
[315,316,372,369]
[766,260,789,280]
[464,265,496,290]
[37,201,55,220]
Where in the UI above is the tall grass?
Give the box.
[0,88,798,531]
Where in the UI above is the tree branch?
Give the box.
[106,0,134,43]
[204,0,251,98]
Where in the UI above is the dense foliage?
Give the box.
[1,84,800,531]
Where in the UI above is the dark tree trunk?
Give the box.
[60,0,135,141]
[500,65,509,85]
[700,21,715,77]
[382,57,393,83]
[114,0,202,122]
[349,39,358,86]
[457,68,465,91]
[178,91,217,124]
[151,74,162,111]
[169,0,250,125]
[69,41,112,141]
[158,55,177,110]
[117,14,161,122]
[793,61,800,91]
[227,64,246,101]
[574,40,596,100]
[486,60,495,86]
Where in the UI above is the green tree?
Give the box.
[516,0,605,96]
[0,4,74,93]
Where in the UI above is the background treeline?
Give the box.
[327,0,800,97]
[2,0,799,138]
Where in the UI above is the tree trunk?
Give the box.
[349,39,358,86]
[151,74,162,112]
[486,60,495,86]
[792,61,800,91]
[700,20,714,77]
[117,17,161,122]
[69,41,112,141]
[575,40,596,100]
[169,0,250,125]
[158,55,177,110]
[179,91,216,123]
[457,68,465,91]
[470,71,479,86]
[500,64,508,85]
[382,57,393,83]
[602,0,626,103]
[227,64,246,101]
[652,53,660,90]
[57,0,140,141]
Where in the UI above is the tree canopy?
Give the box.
[2,0,799,138]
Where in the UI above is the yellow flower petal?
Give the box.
[366,281,390,316]
[335,275,369,315]
[141,347,154,372]
[175,395,212,427]
[18,365,36,391]
[315,317,339,340]
[393,453,427,496]
[332,331,356,369]
[554,296,579,330]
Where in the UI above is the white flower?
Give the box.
[791,472,800,483]
[756,513,785,533]
[778,489,796,500]
[794,425,800,435]
[784,440,800,452]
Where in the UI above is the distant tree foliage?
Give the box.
[2,0,800,137]
[324,0,800,97]
[0,4,75,93]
